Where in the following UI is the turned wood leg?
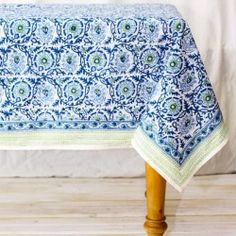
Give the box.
[144,162,168,236]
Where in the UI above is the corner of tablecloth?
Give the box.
[131,121,229,192]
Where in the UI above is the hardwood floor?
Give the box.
[0,174,235,235]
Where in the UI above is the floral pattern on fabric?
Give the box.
[0,15,224,167]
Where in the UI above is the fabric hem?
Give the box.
[131,122,229,192]
[175,135,228,191]
[0,143,133,150]
[0,129,135,150]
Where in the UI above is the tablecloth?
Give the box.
[0,3,228,191]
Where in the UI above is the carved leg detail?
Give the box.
[144,162,168,236]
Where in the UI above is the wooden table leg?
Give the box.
[144,162,168,236]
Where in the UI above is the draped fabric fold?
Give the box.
[0,3,228,191]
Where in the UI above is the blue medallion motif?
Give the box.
[61,19,85,42]
[86,49,108,74]
[140,48,159,69]
[63,80,84,104]
[33,49,55,73]
[165,53,183,74]
[7,48,27,74]
[115,18,138,41]
[114,79,136,104]
[8,19,31,41]
[11,80,31,103]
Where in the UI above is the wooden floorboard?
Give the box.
[0,174,235,235]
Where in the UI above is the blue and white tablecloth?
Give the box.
[0,3,228,191]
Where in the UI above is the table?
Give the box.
[0,3,228,235]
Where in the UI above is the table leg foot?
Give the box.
[144,216,168,236]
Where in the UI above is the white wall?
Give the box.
[0,0,235,177]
